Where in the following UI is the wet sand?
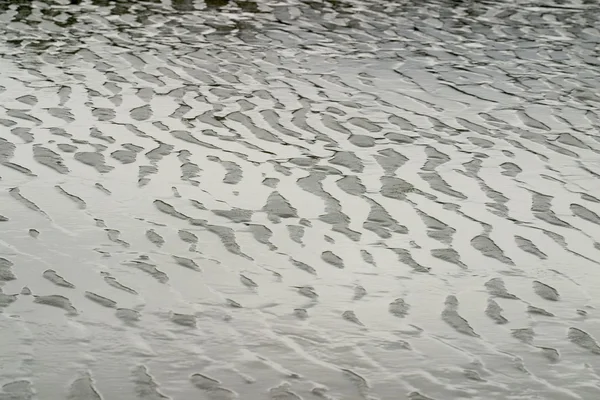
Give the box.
[1,0,600,399]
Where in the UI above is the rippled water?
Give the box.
[1,0,600,398]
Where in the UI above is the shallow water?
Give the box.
[1,0,600,398]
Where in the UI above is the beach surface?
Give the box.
[1,0,600,398]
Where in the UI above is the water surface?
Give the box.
[1,0,600,399]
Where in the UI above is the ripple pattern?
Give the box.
[1,0,600,399]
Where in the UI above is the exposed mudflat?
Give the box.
[1,0,600,398]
